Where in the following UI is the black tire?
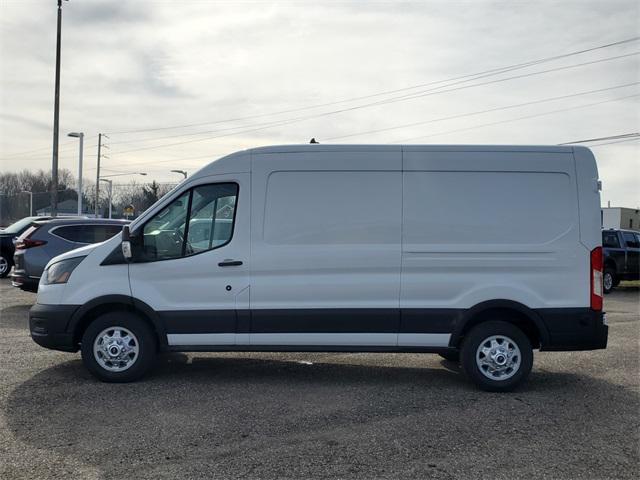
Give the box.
[81,311,157,382]
[460,321,533,392]
[603,268,616,294]
[0,253,12,278]
[438,351,460,362]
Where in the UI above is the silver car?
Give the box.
[11,218,129,292]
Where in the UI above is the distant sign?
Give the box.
[124,205,135,216]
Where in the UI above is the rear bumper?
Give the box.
[537,308,608,351]
[29,303,80,352]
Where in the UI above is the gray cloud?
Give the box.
[0,0,638,206]
[0,112,50,132]
[69,0,150,25]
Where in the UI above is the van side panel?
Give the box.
[401,149,585,312]
[249,150,402,344]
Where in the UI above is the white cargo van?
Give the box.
[30,145,607,391]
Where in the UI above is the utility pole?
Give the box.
[95,133,102,217]
[50,0,67,217]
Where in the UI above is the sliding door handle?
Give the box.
[218,260,243,267]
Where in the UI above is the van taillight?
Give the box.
[15,238,47,249]
[590,246,603,311]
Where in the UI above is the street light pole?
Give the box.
[68,132,84,215]
[170,169,187,180]
[98,172,146,219]
[99,179,113,219]
[50,0,67,217]
[21,191,33,216]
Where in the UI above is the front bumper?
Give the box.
[29,303,80,352]
[11,271,39,292]
[538,308,608,351]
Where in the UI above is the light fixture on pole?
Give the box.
[21,191,33,216]
[170,169,187,179]
[98,172,146,219]
[67,132,84,215]
[100,172,147,178]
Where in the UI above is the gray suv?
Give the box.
[11,218,129,292]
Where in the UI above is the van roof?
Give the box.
[245,144,578,154]
[191,144,586,179]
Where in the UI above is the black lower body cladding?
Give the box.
[536,308,608,351]
[29,299,608,353]
[29,303,79,352]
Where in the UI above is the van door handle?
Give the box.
[218,260,243,267]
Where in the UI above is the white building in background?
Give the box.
[601,207,640,231]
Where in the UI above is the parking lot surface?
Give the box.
[0,278,638,479]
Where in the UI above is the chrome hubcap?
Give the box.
[604,272,613,291]
[0,257,8,275]
[93,326,139,372]
[476,335,521,381]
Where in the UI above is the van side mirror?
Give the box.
[122,225,133,261]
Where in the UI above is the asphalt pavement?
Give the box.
[0,278,638,479]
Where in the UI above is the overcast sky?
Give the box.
[1,0,638,206]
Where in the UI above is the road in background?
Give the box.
[0,279,638,479]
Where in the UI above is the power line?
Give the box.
[3,37,639,169]
[326,83,639,141]
[338,51,639,112]
[84,153,230,172]
[1,136,98,161]
[589,138,640,147]
[101,52,639,157]
[392,93,640,143]
[98,93,638,172]
[558,133,640,144]
[105,36,640,136]
[4,39,638,164]
[1,140,77,158]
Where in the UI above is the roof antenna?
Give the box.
[309,138,319,144]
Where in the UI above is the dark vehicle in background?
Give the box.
[602,228,640,293]
[0,216,80,278]
[11,218,129,292]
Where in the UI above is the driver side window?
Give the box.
[140,183,238,261]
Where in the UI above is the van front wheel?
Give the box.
[460,321,533,392]
[81,311,157,382]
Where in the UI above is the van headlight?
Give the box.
[43,257,85,285]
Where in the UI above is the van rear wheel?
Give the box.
[81,311,157,382]
[460,321,533,392]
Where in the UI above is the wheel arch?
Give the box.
[450,300,549,350]
[604,257,617,272]
[69,295,168,351]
